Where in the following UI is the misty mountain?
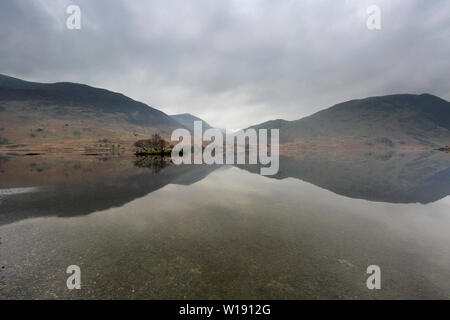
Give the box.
[251,94,450,147]
[0,74,184,145]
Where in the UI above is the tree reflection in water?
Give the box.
[134,156,171,173]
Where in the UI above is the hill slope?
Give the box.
[251,94,450,148]
[0,74,184,147]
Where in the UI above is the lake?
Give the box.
[0,151,449,299]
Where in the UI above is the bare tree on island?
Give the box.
[134,133,169,155]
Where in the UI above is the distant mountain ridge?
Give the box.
[170,113,212,132]
[0,74,179,127]
[0,74,185,146]
[250,94,450,147]
[1,74,449,149]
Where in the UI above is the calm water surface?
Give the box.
[0,152,449,299]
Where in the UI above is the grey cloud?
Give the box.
[0,0,449,128]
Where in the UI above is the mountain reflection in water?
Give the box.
[0,151,449,299]
[239,150,450,204]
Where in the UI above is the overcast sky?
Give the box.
[1,0,449,129]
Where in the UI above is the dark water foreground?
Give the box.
[0,151,449,299]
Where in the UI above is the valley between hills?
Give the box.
[1,74,449,157]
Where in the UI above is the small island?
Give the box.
[437,146,450,153]
[134,133,172,156]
